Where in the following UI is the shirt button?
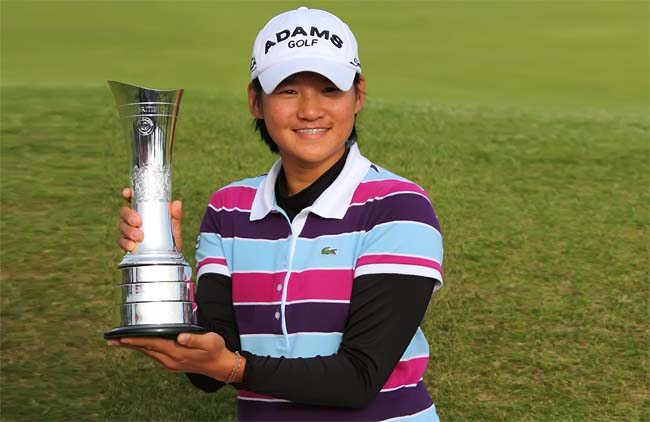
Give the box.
[277,284,283,291]
[274,311,281,320]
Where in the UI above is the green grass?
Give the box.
[1,1,648,421]
[1,1,647,113]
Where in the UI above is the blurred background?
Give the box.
[1,1,648,421]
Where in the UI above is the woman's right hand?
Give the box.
[118,188,184,253]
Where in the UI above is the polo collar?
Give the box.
[250,143,370,221]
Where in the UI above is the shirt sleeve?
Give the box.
[240,273,435,408]
[354,187,443,289]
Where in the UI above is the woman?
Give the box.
[110,7,444,421]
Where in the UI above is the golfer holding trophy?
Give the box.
[107,6,444,421]
[104,81,203,339]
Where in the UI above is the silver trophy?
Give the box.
[104,81,203,339]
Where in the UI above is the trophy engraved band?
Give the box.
[104,81,204,339]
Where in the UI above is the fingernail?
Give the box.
[177,334,189,345]
[107,340,118,346]
[121,338,132,344]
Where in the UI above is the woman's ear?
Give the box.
[354,75,366,114]
[248,82,264,119]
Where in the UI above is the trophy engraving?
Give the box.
[104,81,204,339]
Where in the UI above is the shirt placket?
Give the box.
[278,208,310,349]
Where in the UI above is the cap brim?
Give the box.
[258,57,356,94]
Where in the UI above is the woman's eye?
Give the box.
[274,88,296,95]
[323,86,340,93]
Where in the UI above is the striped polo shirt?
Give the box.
[196,144,443,421]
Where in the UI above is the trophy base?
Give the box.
[104,324,205,340]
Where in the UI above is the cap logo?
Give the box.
[264,26,343,54]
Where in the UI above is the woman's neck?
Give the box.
[281,147,347,196]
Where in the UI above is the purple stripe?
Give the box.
[200,207,290,240]
[237,382,433,421]
[302,194,440,239]
[235,302,349,335]
[234,304,283,335]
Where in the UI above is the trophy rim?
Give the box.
[107,80,184,94]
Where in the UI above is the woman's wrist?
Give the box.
[212,349,246,384]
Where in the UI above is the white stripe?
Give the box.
[286,299,349,305]
[373,219,438,232]
[380,380,422,392]
[295,230,368,240]
[230,236,289,244]
[196,263,230,279]
[233,300,282,306]
[288,266,354,273]
[355,264,443,281]
[233,299,350,306]
[208,203,251,213]
[232,267,353,275]
[231,270,278,275]
[239,331,342,339]
[350,190,431,207]
[401,354,429,361]
[359,252,441,261]
[237,396,290,403]
[221,183,259,191]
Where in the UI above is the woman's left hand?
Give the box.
[107,332,241,383]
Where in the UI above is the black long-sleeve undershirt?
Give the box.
[186,272,434,408]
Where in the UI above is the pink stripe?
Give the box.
[382,357,429,390]
[356,254,442,272]
[237,390,280,401]
[196,257,228,270]
[231,269,353,303]
[209,185,256,210]
[287,269,353,302]
[232,272,285,303]
[351,180,429,205]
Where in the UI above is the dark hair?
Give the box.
[251,74,362,153]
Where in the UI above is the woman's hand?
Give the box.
[107,332,244,383]
[117,187,184,253]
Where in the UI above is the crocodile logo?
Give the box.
[321,247,337,255]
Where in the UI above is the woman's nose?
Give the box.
[296,93,324,121]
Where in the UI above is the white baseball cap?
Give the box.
[250,7,361,94]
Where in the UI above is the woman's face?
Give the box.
[248,71,365,174]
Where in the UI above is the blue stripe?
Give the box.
[200,223,442,273]
[362,166,410,183]
[291,233,363,271]
[196,233,229,265]
[386,403,439,422]
[222,232,364,273]
[223,176,264,189]
[362,222,443,263]
[240,332,342,358]
[400,328,429,360]
[221,237,289,272]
